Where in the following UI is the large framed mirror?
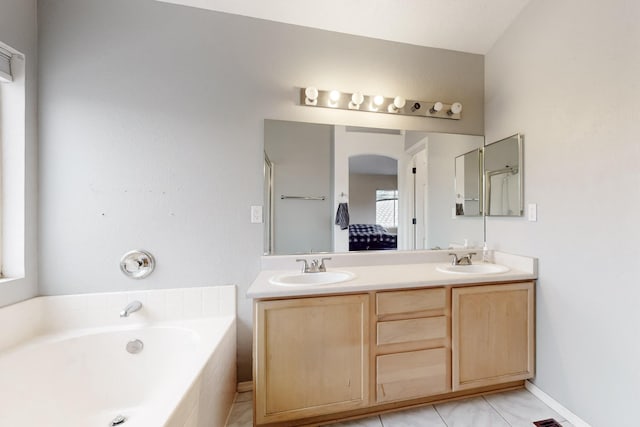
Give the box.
[264,119,485,255]
[484,134,523,216]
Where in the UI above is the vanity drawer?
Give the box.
[376,348,448,402]
[377,316,447,346]
[376,288,446,316]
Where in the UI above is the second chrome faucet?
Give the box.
[449,252,476,266]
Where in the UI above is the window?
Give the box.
[0,46,11,276]
[0,43,25,279]
[376,189,398,229]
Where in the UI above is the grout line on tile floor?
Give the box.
[482,395,514,427]
[433,404,450,427]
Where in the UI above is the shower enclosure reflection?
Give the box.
[454,148,483,217]
[484,134,523,216]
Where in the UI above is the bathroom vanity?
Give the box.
[248,251,537,426]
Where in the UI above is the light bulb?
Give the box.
[429,102,443,114]
[448,102,463,115]
[373,95,384,106]
[387,96,406,113]
[393,96,406,109]
[329,90,341,102]
[349,92,364,109]
[304,86,319,105]
[305,87,318,101]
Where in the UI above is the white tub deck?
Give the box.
[0,286,236,427]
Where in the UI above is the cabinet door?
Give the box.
[452,282,535,391]
[254,294,370,424]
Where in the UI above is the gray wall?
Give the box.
[0,0,38,307]
[485,1,640,425]
[37,0,484,380]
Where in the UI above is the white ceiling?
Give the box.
[157,0,531,54]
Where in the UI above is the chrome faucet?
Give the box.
[449,252,476,266]
[296,257,332,273]
[120,300,143,317]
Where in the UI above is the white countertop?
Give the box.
[247,251,537,299]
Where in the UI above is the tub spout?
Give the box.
[120,300,143,317]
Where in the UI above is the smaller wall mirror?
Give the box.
[455,148,483,216]
[484,134,523,216]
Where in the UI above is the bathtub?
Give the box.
[0,286,237,427]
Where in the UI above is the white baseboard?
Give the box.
[525,381,591,427]
[237,381,253,393]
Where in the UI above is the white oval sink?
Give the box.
[436,263,510,275]
[269,271,355,286]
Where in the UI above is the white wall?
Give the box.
[37,0,484,381]
[0,0,37,307]
[485,1,640,426]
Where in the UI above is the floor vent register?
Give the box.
[533,419,563,427]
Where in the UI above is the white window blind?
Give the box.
[0,47,12,82]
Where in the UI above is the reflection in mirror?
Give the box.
[348,155,398,251]
[264,120,334,254]
[264,119,485,255]
[484,134,523,216]
[455,148,483,217]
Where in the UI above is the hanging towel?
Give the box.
[335,203,350,230]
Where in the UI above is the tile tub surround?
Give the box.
[249,251,537,298]
[0,286,237,427]
[225,389,572,427]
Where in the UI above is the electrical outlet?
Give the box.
[251,205,263,223]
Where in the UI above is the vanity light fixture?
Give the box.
[298,87,462,120]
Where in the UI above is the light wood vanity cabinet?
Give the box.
[253,294,370,425]
[253,281,534,426]
[452,282,535,391]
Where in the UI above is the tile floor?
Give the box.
[225,388,574,427]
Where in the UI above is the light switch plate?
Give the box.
[251,205,263,223]
[528,203,537,221]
